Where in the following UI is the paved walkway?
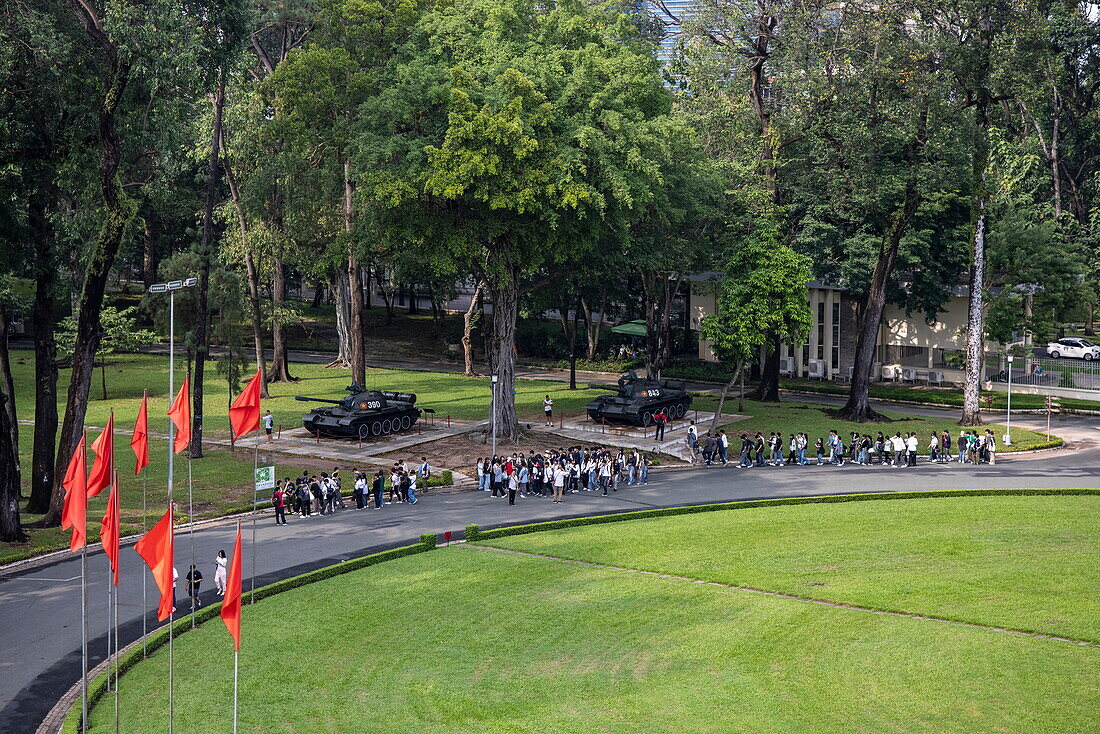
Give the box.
[4,439,1099,733]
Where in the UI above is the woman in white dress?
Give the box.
[214,550,228,595]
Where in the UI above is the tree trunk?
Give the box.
[580,294,607,361]
[327,271,352,368]
[223,156,270,397]
[190,74,226,459]
[753,335,781,402]
[961,213,987,426]
[0,307,18,486]
[711,360,743,431]
[0,390,24,541]
[271,258,296,381]
[838,186,921,422]
[462,280,485,376]
[643,271,679,378]
[406,284,418,315]
[27,194,58,513]
[48,0,137,527]
[486,270,520,442]
[373,268,395,321]
[310,281,324,309]
[345,159,366,387]
[142,208,156,289]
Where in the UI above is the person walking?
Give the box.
[271,484,288,525]
[928,432,939,463]
[406,471,419,505]
[507,471,519,505]
[906,432,918,467]
[263,409,275,442]
[214,550,228,596]
[890,433,905,467]
[298,481,312,517]
[543,395,554,426]
[985,429,997,465]
[185,564,203,609]
[354,472,367,509]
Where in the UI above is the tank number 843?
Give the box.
[641,389,660,398]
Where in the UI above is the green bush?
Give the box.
[663,359,736,383]
[420,533,438,547]
[426,470,454,488]
[465,523,481,541]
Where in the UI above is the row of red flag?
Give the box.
[58,369,264,650]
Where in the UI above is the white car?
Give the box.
[1046,338,1100,360]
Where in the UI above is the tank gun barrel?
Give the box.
[295,396,344,404]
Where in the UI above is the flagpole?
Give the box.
[81,544,88,734]
[112,471,120,734]
[250,443,257,604]
[168,290,175,734]
[188,457,196,628]
[142,463,148,656]
[232,647,239,734]
[142,389,149,658]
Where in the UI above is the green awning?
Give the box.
[610,320,648,337]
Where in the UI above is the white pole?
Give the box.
[232,649,239,734]
[105,574,112,691]
[167,289,175,734]
[250,444,258,604]
[188,458,196,628]
[141,462,148,657]
[1005,356,1013,445]
[81,546,88,734]
[113,558,119,734]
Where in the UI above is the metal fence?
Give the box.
[990,356,1100,391]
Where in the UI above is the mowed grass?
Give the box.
[485,494,1100,641]
[88,497,1098,732]
[715,398,1055,451]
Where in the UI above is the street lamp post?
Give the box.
[490,374,498,457]
[148,278,198,491]
[147,277,196,734]
[1004,354,1014,446]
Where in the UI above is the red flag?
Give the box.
[135,508,175,621]
[87,411,114,498]
[61,434,88,552]
[229,369,263,439]
[167,375,191,454]
[131,392,149,474]
[220,523,243,650]
[100,471,120,585]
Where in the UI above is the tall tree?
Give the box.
[364,0,690,440]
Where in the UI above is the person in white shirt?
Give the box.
[263,410,274,442]
[354,473,368,509]
[552,466,566,503]
[905,433,919,466]
[543,396,554,426]
[890,434,905,467]
[214,551,228,595]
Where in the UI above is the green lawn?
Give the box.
[88,495,1098,733]
[711,397,1055,451]
[5,349,611,434]
[780,376,1100,412]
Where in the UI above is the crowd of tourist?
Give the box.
[475,447,651,504]
[684,422,1002,467]
[268,457,435,522]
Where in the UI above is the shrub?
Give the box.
[420,533,438,547]
[465,523,481,541]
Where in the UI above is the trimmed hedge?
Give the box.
[62,536,439,733]
[468,488,1100,542]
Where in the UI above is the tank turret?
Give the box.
[296,382,421,438]
[584,371,691,426]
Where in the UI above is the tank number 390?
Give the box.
[360,401,382,409]
[641,389,660,398]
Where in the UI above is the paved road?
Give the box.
[5,443,1100,733]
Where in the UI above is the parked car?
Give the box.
[1046,338,1100,360]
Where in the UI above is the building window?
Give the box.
[831,302,841,371]
[817,302,825,360]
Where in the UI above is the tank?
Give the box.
[296,382,422,438]
[585,371,692,426]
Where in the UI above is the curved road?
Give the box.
[3,415,1099,733]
